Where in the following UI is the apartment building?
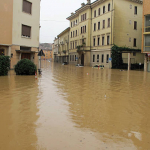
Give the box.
[66,0,143,68]
[0,0,40,69]
[142,0,150,71]
[57,27,70,63]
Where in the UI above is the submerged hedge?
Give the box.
[15,59,37,75]
[0,56,10,76]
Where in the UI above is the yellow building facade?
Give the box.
[65,0,144,68]
[142,0,150,71]
[41,50,53,61]
[0,0,40,69]
[57,27,70,63]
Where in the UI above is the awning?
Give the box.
[16,50,38,53]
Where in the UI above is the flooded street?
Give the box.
[0,61,150,150]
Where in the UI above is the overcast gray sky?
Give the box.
[40,0,95,43]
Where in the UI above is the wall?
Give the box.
[12,0,40,48]
[113,0,142,49]
[0,0,13,45]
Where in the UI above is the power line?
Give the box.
[40,20,68,22]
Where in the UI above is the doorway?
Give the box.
[21,53,31,60]
[81,53,84,66]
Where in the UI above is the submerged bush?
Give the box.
[15,59,37,75]
[0,56,10,76]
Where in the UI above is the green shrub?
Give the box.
[15,59,37,75]
[0,56,10,76]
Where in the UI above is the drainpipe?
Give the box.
[90,4,92,66]
[110,0,113,68]
[111,0,113,47]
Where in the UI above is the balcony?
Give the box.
[145,26,150,32]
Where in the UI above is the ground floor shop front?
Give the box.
[0,45,39,69]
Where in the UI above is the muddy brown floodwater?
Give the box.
[0,61,150,150]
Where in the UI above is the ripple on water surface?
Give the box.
[0,61,150,150]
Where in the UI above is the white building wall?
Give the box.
[12,0,40,48]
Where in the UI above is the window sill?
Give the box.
[22,11,32,15]
[21,36,31,39]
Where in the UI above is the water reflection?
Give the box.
[0,72,39,150]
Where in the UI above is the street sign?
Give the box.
[148,53,150,57]
[109,58,112,61]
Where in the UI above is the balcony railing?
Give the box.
[144,46,150,51]
[145,26,150,32]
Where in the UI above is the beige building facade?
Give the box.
[64,0,144,68]
[0,0,40,69]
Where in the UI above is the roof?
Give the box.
[57,27,70,37]
[66,0,142,20]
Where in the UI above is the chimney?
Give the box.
[71,12,74,15]
[81,3,85,7]
[87,0,91,4]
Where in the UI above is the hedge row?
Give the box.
[0,56,10,76]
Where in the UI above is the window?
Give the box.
[81,15,83,22]
[97,55,99,62]
[83,14,84,21]
[73,31,74,37]
[94,23,96,31]
[75,55,76,61]
[133,52,136,56]
[22,24,31,37]
[75,41,77,48]
[134,21,137,30]
[106,54,109,63]
[102,54,104,63]
[83,26,85,33]
[76,30,77,36]
[85,25,86,33]
[76,20,77,24]
[71,22,72,27]
[73,21,75,26]
[108,18,110,27]
[71,32,72,38]
[97,37,100,46]
[70,42,72,49]
[107,35,110,45]
[145,15,150,32]
[94,10,96,17]
[134,6,137,15]
[23,0,32,14]
[85,13,86,20]
[98,22,100,30]
[144,34,150,51]
[20,46,31,51]
[93,37,96,46]
[98,8,100,16]
[70,55,71,61]
[103,20,105,29]
[102,36,105,45]
[133,38,136,47]
[81,27,82,33]
[93,55,95,62]
[108,4,110,11]
[73,42,74,49]
[103,6,105,14]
